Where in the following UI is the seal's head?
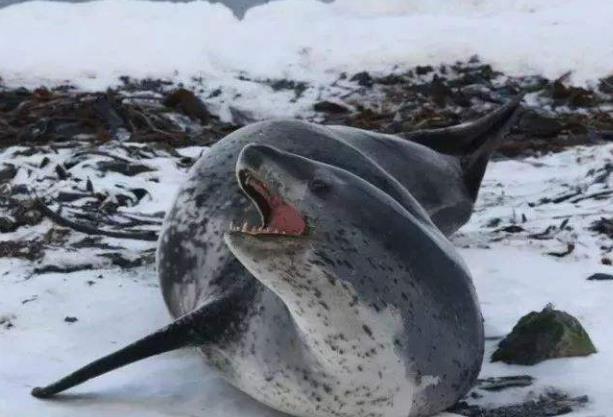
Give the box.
[224,142,435,255]
[223,141,459,277]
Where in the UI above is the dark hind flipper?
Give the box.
[400,95,524,155]
[31,299,227,399]
[401,95,524,199]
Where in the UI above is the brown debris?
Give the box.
[0,87,239,149]
[0,240,44,261]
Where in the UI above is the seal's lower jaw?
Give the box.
[233,169,307,237]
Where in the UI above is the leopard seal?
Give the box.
[31,99,519,414]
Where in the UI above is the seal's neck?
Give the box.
[246,249,405,371]
[226,246,420,417]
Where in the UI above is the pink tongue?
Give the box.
[268,195,307,235]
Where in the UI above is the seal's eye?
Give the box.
[308,178,330,194]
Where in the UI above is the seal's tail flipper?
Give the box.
[402,95,524,199]
[31,304,209,399]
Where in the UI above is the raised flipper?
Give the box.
[401,95,524,200]
[30,299,227,398]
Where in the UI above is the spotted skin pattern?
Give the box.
[157,120,485,417]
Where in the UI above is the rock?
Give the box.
[0,218,17,233]
[163,88,211,124]
[415,65,433,75]
[587,273,613,281]
[350,71,374,88]
[130,188,149,202]
[99,252,144,269]
[269,79,305,91]
[430,75,453,107]
[43,228,71,245]
[453,63,498,85]
[0,87,31,112]
[492,305,597,365]
[599,75,613,94]
[55,191,90,203]
[0,314,16,330]
[91,95,126,132]
[0,240,43,261]
[477,375,534,392]
[33,264,95,274]
[518,110,564,138]
[451,390,588,417]
[71,237,123,250]
[0,164,17,182]
[268,79,308,98]
[96,160,154,176]
[499,225,524,233]
[313,101,349,114]
[486,218,502,228]
[551,81,596,108]
[14,208,44,227]
[589,217,613,238]
[376,74,406,85]
[55,164,68,180]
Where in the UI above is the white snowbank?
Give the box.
[0,0,612,117]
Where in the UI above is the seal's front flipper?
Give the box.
[31,302,216,399]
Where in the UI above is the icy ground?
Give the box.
[0,140,611,417]
[1,0,613,119]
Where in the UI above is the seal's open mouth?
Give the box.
[232,170,307,236]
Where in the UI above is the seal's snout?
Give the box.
[233,144,307,237]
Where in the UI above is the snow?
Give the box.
[1,0,613,415]
[1,141,612,417]
[1,0,612,119]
